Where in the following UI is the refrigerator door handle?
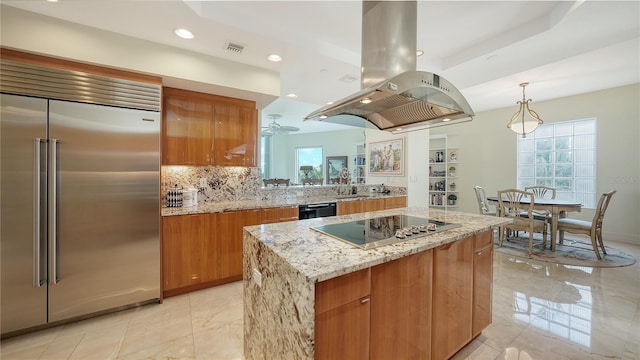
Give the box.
[33,138,43,287]
[49,139,59,285]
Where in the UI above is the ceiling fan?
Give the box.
[262,114,300,136]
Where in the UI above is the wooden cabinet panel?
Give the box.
[162,214,216,291]
[370,250,432,360]
[362,198,385,212]
[384,196,407,209]
[214,102,258,167]
[337,200,363,215]
[473,231,493,337]
[217,209,262,279]
[261,206,298,224]
[162,88,214,165]
[432,237,474,360]
[315,298,370,360]
[162,87,257,166]
[316,268,370,315]
[315,268,371,360]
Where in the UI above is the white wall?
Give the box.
[0,5,280,107]
[430,84,640,244]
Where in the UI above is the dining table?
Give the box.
[486,196,583,251]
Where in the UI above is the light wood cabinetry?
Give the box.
[473,231,493,337]
[162,214,216,292]
[217,209,262,279]
[261,206,299,224]
[384,196,407,209]
[337,197,404,215]
[370,250,432,360]
[162,206,298,297]
[162,87,257,166]
[213,101,258,167]
[315,269,371,360]
[162,89,214,165]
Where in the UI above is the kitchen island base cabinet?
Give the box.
[473,230,493,337]
[370,250,432,360]
[432,236,474,360]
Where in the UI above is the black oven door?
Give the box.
[299,203,336,219]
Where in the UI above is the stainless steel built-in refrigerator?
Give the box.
[1,60,161,336]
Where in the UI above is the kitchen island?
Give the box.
[243,207,510,360]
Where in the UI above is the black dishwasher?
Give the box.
[298,202,337,219]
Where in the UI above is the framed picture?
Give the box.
[368,138,404,176]
[326,156,348,184]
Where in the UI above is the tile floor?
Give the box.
[1,239,639,360]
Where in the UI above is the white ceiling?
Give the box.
[4,1,639,134]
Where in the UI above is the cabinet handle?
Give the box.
[476,251,482,256]
[360,297,370,304]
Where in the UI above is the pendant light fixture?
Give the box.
[507,82,543,138]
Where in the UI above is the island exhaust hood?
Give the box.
[304,1,474,133]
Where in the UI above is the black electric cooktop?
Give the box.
[311,215,461,250]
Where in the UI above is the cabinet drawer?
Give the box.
[474,230,493,251]
[315,268,370,314]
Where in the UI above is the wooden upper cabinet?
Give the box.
[162,87,258,166]
[162,88,214,165]
[214,101,258,167]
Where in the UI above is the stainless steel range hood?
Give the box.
[304,1,474,133]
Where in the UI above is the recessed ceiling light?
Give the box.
[47,0,59,2]
[174,28,194,40]
[416,50,424,57]
[326,101,334,105]
[442,118,451,122]
[360,98,372,104]
[267,54,282,62]
[319,115,328,119]
[286,93,297,98]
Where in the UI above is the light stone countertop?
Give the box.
[243,207,511,283]
[161,193,403,217]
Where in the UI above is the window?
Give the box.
[296,146,323,183]
[517,118,597,208]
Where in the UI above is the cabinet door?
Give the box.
[315,298,370,360]
[432,237,474,360]
[162,214,216,291]
[337,200,363,215]
[384,196,407,209]
[162,88,214,165]
[261,206,298,224]
[362,198,385,212]
[216,209,262,279]
[371,250,432,360]
[214,101,258,167]
[473,231,493,337]
[315,269,371,360]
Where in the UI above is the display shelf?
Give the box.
[352,143,366,184]
[428,136,460,209]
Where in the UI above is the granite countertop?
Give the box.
[243,207,511,283]
[161,193,403,216]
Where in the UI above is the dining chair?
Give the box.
[473,185,496,216]
[558,190,616,260]
[524,185,556,199]
[497,189,548,255]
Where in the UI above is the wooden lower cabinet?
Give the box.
[363,198,385,212]
[370,250,432,360]
[431,234,476,360]
[384,196,407,209]
[315,269,371,360]
[261,206,298,224]
[217,209,262,279]
[313,231,494,360]
[336,200,363,215]
[162,206,299,297]
[472,231,493,337]
[162,213,217,292]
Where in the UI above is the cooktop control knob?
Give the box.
[427,223,437,231]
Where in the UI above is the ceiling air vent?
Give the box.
[225,41,246,54]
